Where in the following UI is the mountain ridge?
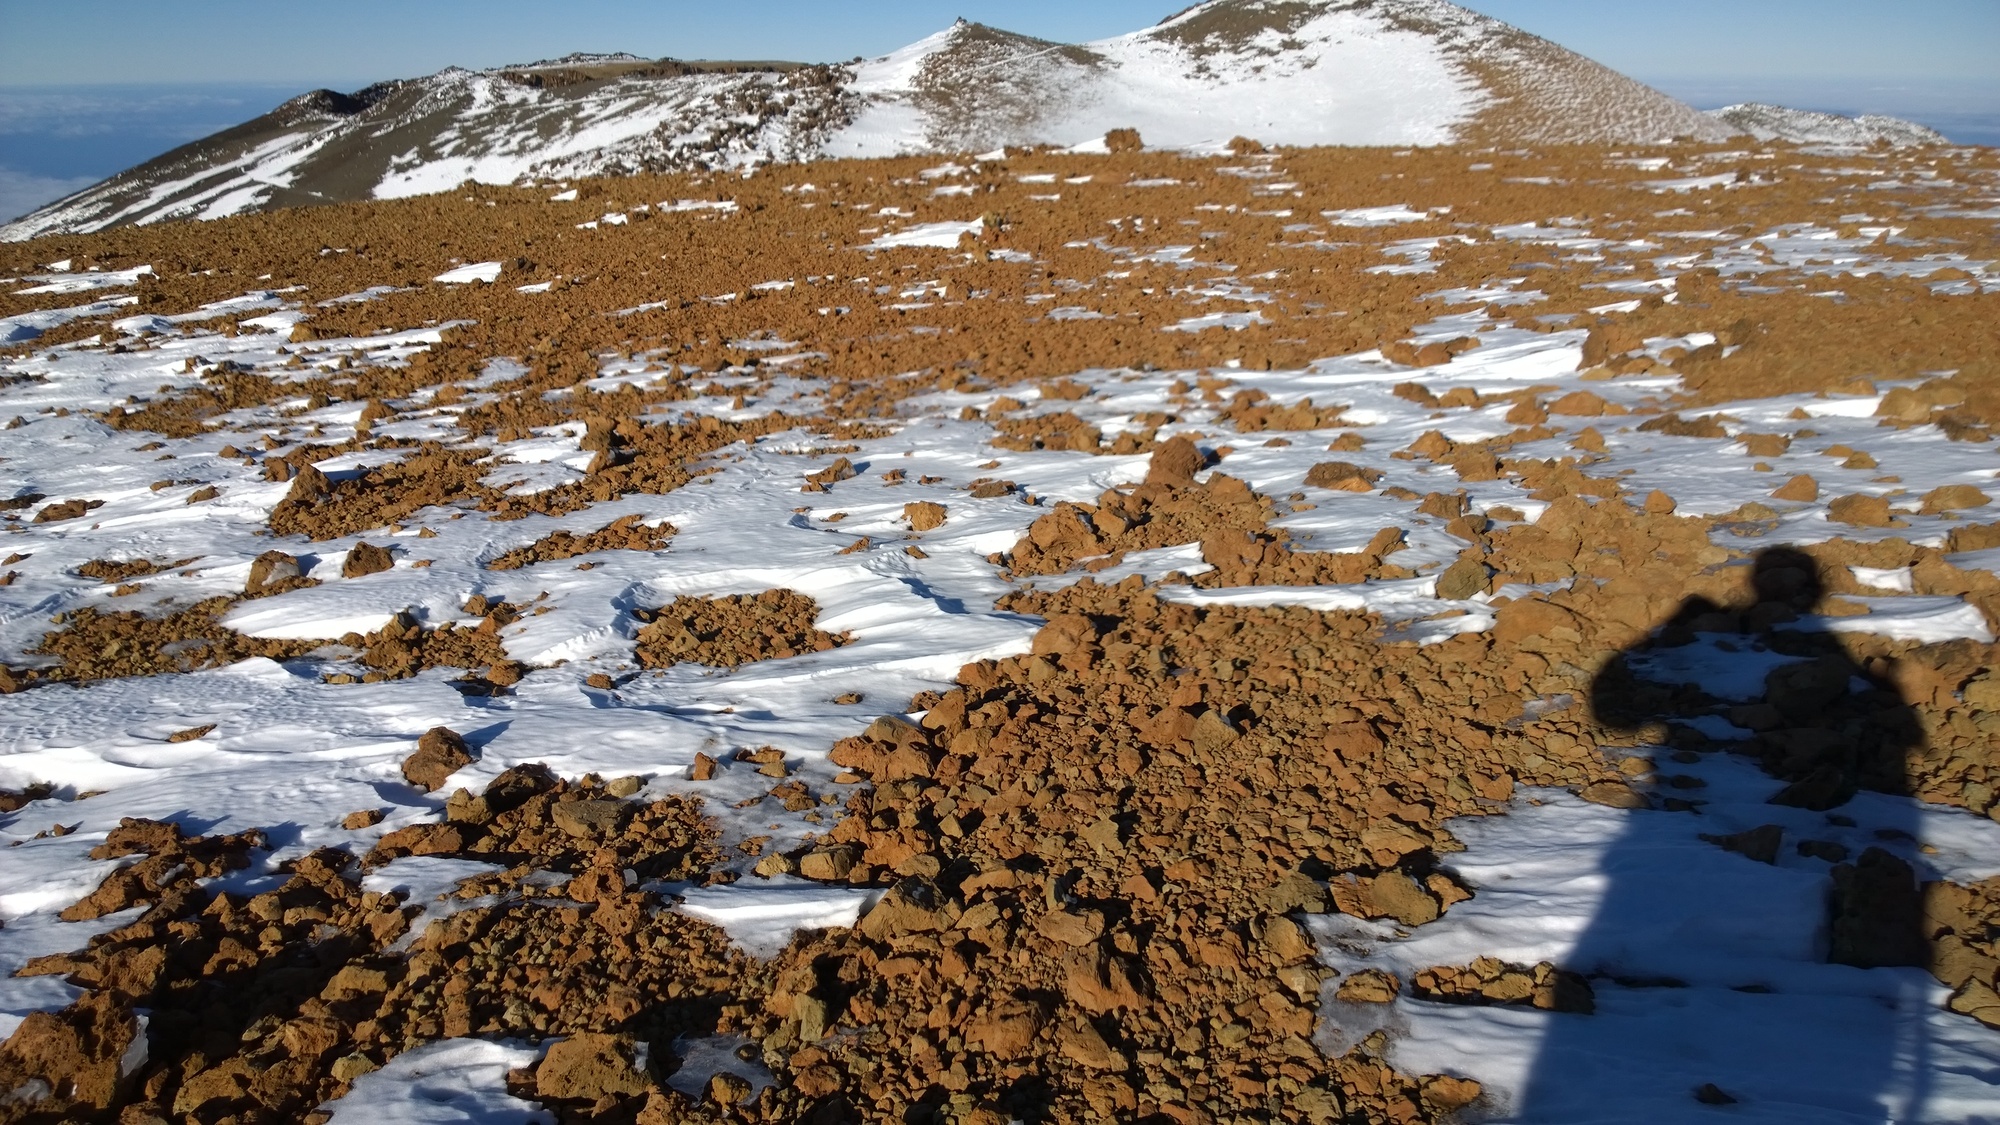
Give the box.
[0,0,1955,241]
[1712,103,1949,148]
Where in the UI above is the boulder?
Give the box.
[401,727,473,792]
[535,1033,650,1101]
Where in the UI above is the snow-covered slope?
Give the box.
[1,62,853,242]
[4,1,1740,240]
[1708,103,1949,148]
[837,2,1732,156]
[835,8,1483,155]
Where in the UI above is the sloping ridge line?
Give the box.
[0,0,1945,241]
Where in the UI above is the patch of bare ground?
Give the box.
[635,591,848,669]
[485,514,676,570]
[12,598,524,690]
[0,769,740,1125]
[71,557,197,584]
[1005,442,1415,587]
[324,607,523,687]
[23,599,320,683]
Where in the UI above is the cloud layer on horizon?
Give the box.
[0,167,97,225]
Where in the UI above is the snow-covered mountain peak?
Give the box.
[833,0,1728,156]
[3,2,1950,242]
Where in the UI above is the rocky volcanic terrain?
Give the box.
[0,129,1998,1125]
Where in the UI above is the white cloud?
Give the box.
[0,166,97,223]
[0,86,282,135]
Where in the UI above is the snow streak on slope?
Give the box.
[834,0,1734,157]
[837,23,1112,157]
[837,7,1482,156]
[1,66,853,242]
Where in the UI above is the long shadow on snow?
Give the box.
[1516,546,1938,1122]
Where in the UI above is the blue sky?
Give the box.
[2,0,1993,88]
[2,1,1995,221]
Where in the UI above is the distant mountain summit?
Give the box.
[1708,103,1947,148]
[2,60,852,240]
[835,1,1731,155]
[0,0,1946,240]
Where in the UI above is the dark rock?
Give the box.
[1828,847,1928,968]
[1701,824,1783,864]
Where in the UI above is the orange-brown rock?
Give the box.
[904,500,948,531]
[1772,474,1820,502]
[1827,494,1895,528]
[402,726,474,791]
[341,540,395,578]
[1145,435,1205,488]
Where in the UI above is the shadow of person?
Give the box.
[1511,546,1938,1122]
